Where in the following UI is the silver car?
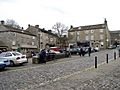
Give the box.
[0,51,28,66]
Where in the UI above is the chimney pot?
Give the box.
[28,24,30,27]
[35,25,39,28]
[1,20,5,25]
[70,25,73,29]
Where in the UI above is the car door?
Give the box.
[4,52,15,62]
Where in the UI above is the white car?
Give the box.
[0,51,28,66]
[94,47,99,52]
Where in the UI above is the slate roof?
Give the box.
[36,27,59,37]
[69,24,106,32]
[0,25,36,36]
[109,30,120,33]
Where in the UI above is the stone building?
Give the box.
[0,21,37,53]
[26,25,59,50]
[68,19,111,49]
[109,30,120,46]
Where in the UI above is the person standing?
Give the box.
[88,46,91,57]
[39,49,46,63]
[79,47,83,56]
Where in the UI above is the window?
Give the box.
[77,32,80,35]
[13,32,16,37]
[5,53,12,57]
[101,42,104,46]
[12,52,21,56]
[85,36,89,40]
[85,30,89,34]
[77,36,80,41]
[32,36,35,39]
[32,42,35,45]
[100,29,103,33]
[100,35,103,40]
[50,38,53,41]
[91,35,94,40]
[12,41,16,45]
[91,30,94,33]
[70,32,74,35]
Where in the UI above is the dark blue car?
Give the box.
[0,58,10,70]
[0,61,6,70]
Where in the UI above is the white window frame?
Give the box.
[32,36,35,39]
[91,35,94,40]
[70,32,74,35]
[77,36,80,41]
[77,32,80,35]
[100,34,103,40]
[85,30,89,34]
[32,42,35,45]
[12,41,16,45]
[85,36,89,41]
[100,29,103,33]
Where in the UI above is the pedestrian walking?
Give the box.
[88,46,91,57]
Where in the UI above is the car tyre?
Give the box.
[10,61,14,66]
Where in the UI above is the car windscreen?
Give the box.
[12,52,21,56]
[0,53,6,57]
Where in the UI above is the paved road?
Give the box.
[0,49,119,90]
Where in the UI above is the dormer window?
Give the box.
[78,27,81,29]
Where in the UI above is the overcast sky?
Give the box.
[0,0,120,30]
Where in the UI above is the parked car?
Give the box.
[70,48,80,55]
[0,58,10,70]
[0,51,28,66]
[108,45,116,49]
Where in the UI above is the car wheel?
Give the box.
[0,66,5,70]
[19,63,23,66]
[10,61,14,66]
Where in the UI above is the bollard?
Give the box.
[95,56,97,68]
[114,52,116,60]
[106,54,108,63]
[119,50,120,57]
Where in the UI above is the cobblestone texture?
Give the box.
[0,49,119,90]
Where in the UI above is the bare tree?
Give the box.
[52,22,68,37]
[5,19,21,29]
[52,22,68,47]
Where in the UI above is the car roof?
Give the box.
[0,51,21,54]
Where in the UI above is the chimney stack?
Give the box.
[70,25,73,29]
[28,24,30,27]
[48,30,52,33]
[1,20,5,25]
[35,25,39,28]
